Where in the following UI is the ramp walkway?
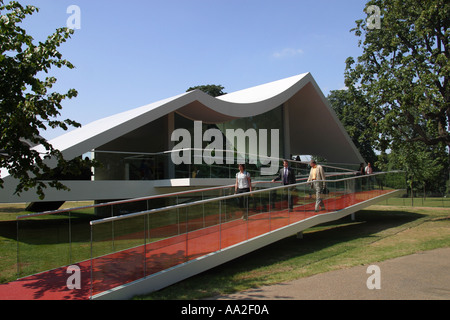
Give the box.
[0,171,405,300]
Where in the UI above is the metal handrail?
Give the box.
[17,169,355,221]
[16,183,234,220]
[92,148,356,172]
[90,171,393,226]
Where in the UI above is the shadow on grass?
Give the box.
[0,212,96,244]
[240,209,423,268]
[139,209,425,299]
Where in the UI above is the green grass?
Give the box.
[0,199,249,282]
[0,202,95,282]
[383,196,450,208]
[135,204,450,300]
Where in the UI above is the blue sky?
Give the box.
[19,0,370,140]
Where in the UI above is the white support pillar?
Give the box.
[283,103,291,160]
[167,112,175,179]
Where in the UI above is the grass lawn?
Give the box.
[0,202,94,283]
[383,196,450,208]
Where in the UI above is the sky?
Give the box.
[17,0,370,140]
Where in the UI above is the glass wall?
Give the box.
[173,106,285,180]
[93,115,169,181]
[92,106,287,182]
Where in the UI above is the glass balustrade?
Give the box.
[15,163,406,298]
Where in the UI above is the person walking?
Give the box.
[357,163,365,176]
[272,159,296,211]
[307,160,326,212]
[235,164,252,220]
[365,162,373,175]
[365,162,375,189]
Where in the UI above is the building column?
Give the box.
[283,103,291,160]
[167,112,175,179]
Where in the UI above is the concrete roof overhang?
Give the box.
[1,73,364,181]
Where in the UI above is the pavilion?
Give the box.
[0,73,364,207]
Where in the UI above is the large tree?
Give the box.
[0,1,91,199]
[345,0,449,155]
[344,0,449,192]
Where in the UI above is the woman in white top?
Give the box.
[235,164,252,220]
[235,164,252,193]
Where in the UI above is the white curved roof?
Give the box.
[1,73,364,180]
[218,73,309,104]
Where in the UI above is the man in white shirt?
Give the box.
[364,162,375,189]
[365,162,373,175]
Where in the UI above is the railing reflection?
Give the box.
[92,149,356,181]
[88,171,406,297]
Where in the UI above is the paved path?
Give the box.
[213,248,450,300]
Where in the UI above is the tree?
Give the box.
[327,89,378,165]
[186,84,226,97]
[345,0,449,152]
[0,1,92,199]
[387,141,448,199]
[344,0,449,189]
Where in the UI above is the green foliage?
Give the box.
[345,0,449,149]
[186,84,226,97]
[327,89,378,165]
[0,1,92,199]
[384,141,448,195]
[344,0,449,193]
